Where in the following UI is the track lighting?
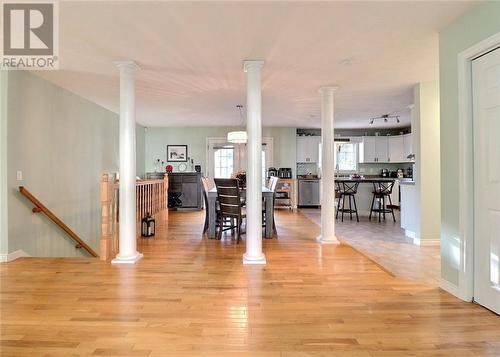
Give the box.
[369,114,401,125]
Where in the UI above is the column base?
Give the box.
[316,235,340,245]
[242,253,267,265]
[111,252,143,264]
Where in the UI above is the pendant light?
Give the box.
[227,105,247,143]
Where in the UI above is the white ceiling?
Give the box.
[35,1,476,129]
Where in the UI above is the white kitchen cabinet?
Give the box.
[388,136,404,163]
[376,136,389,162]
[403,133,413,161]
[361,134,411,163]
[359,136,376,163]
[360,136,388,163]
[296,136,320,163]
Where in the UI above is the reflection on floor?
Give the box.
[1,210,498,356]
[299,208,441,286]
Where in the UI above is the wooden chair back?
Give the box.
[268,176,279,193]
[214,178,242,218]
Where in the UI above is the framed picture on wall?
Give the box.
[167,145,188,162]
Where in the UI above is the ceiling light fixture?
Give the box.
[227,105,247,144]
[369,114,401,125]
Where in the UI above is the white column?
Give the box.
[317,86,340,244]
[112,61,143,264]
[243,60,266,265]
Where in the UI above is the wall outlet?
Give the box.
[16,171,23,181]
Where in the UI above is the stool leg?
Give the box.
[377,197,382,222]
[336,194,342,219]
[388,195,396,222]
[348,195,353,220]
[353,195,359,222]
[382,196,386,220]
[369,193,375,220]
[341,194,346,222]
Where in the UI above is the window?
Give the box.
[214,146,234,178]
[335,142,357,172]
[208,137,273,180]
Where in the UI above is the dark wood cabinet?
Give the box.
[167,172,202,210]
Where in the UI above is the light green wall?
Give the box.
[0,71,8,257]
[145,127,297,175]
[439,2,500,285]
[136,124,146,177]
[416,81,441,242]
[7,71,120,257]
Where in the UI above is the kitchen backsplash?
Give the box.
[358,163,412,175]
[297,162,319,176]
[296,162,412,176]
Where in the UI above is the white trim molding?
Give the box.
[456,31,500,302]
[0,249,30,263]
[440,278,460,297]
[414,238,440,246]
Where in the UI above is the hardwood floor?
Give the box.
[1,210,499,356]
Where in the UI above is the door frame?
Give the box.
[455,31,500,301]
[205,137,274,179]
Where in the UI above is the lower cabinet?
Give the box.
[168,172,202,210]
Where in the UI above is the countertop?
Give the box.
[399,178,415,185]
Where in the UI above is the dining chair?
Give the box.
[201,177,212,234]
[214,178,245,243]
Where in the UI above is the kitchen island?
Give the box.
[335,177,397,216]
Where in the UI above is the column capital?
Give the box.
[243,60,265,72]
[318,86,339,94]
[114,60,140,73]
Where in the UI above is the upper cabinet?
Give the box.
[296,136,320,163]
[388,136,404,163]
[360,136,388,163]
[403,133,413,162]
[360,134,412,163]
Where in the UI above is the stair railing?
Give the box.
[18,186,98,257]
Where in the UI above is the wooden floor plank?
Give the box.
[0,210,499,356]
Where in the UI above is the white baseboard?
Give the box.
[440,278,460,297]
[0,249,30,263]
[405,230,416,240]
[420,239,441,246]
[407,231,440,246]
[412,236,440,246]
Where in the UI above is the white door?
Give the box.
[207,137,273,185]
[472,47,500,314]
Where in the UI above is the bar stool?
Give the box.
[369,181,396,222]
[335,181,360,222]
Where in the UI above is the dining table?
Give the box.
[207,186,274,239]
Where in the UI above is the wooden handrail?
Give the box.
[18,186,98,257]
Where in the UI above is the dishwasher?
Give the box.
[298,179,320,207]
